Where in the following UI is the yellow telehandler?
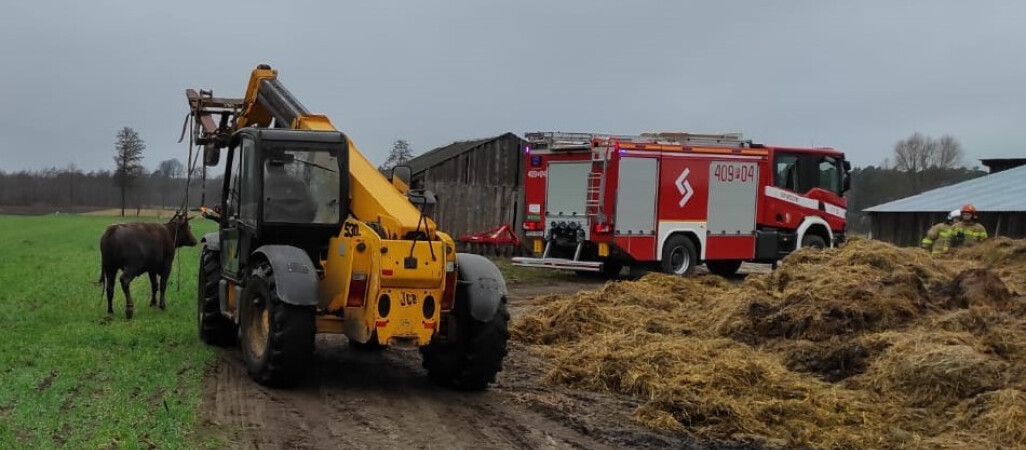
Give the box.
[187,64,509,389]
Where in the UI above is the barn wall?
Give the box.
[869,211,1026,247]
[412,134,526,241]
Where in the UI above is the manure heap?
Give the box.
[513,237,1026,449]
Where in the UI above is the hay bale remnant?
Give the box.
[512,237,1026,449]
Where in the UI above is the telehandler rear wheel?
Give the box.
[240,263,315,388]
[421,257,510,391]
[198,248,236,346]
[421,301,509,390]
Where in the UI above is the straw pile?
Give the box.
[512,237,1026,449]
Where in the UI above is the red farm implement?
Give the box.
[459,223,524,257]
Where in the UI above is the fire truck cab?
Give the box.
[511,132,851,277]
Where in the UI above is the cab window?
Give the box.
[774,152,843,195]
[774,154,799,191]
[818,156,841,194]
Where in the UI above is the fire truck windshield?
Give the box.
[819,156,842,194]
[774,153,846,196]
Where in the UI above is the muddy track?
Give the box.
[200,277,763,450]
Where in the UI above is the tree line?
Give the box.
[845,132,987,233]
[0,131,419,216]
[0,164,222,215]
[0,131,990,229]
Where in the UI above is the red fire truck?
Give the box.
[511,131,851,277]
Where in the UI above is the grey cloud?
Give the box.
[1,1,1023,174]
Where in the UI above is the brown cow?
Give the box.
[98,212,198,319]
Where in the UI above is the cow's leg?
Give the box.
[120,270,137,319]
[105,268,117,315]
[148,272,158,307]
[158,268,170,310]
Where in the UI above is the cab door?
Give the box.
[221,137,259,279]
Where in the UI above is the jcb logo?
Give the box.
[400,292,418,306]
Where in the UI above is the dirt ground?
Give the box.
[200,265,769,450]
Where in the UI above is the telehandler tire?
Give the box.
[197,249,235,347]
[240,264,315,388]
[421,257,510,391]
[421,301,509,390]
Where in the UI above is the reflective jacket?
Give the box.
[921,222,951,255]
[945,221,988,249]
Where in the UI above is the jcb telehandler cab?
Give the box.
[190,65,510,389]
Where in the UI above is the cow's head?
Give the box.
[169,212,199,248]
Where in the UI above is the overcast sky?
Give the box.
[1,1,1024,174]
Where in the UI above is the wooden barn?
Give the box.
[408,132,528,243]
[864,159,1026,246]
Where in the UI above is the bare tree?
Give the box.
[156,158,185,179]
[113,127,145,217]
[935,135,964,169]
[379,139,415,172]
[152,158,184,208]
[892,133,964,193]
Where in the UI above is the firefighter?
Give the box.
[946,203,988,249]
[921,209,960,254]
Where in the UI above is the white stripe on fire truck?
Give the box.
[618,151,763,160]
[823,203,847,219]
[764,186,848,218]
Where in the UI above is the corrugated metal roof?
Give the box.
[864,164,1026,213]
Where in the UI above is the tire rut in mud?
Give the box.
[199,279,758,450]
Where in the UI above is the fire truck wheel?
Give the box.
[575,261,622,279]
[601,261,624,278]
[661,235,698,276]
[706,260,742,277]
[801,234,828,250]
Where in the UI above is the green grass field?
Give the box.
[0,214,218,449]
[0,214,573,448]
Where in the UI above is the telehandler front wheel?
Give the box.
[240,264,315,388]
[197,248,236,346]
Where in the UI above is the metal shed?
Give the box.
[408,132,528,242]
[864,162,1026,246]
